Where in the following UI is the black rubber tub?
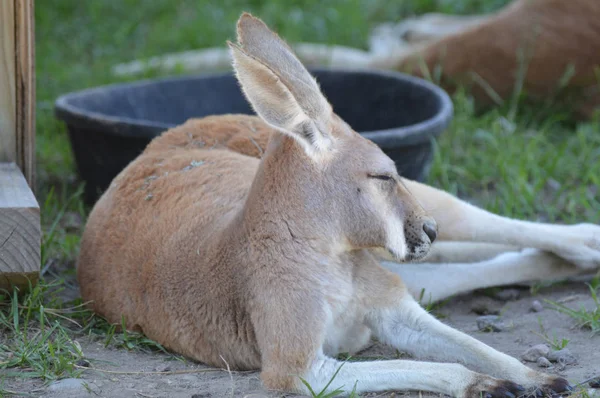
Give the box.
[55,69,453,205]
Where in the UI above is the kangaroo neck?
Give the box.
[238,134,339,256]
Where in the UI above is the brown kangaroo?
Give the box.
[371,0,600,118]
[78,13,600,397]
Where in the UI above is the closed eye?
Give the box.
[368,174,394,181]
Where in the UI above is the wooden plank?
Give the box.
[0,163,40,291]
[0,0,35,189]
[0,1,16,164]
[15,0,35,189]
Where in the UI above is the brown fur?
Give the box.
[78,13,579,396]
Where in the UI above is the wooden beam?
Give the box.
[15,0,35,189]
[0,1,16,164]
[0,0,35,189]
[0,163,40,292]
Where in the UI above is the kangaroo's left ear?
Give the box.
[229,13,334,157]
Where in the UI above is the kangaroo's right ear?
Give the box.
[229,13,334,157]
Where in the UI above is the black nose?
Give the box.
[423,220,437,243]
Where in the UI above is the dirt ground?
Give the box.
[5,279,600,398]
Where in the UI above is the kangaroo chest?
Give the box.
[320,268,373,357]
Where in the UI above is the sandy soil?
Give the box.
[5,280,600,398]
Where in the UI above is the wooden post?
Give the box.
[0,163,40,290]
[0,0,39,292]
[1,0,35,187]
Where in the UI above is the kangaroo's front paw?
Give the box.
[465,376,525,398]
[553,223,600,270]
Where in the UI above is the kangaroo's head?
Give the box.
[230,13,437,262]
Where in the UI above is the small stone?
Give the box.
[470,297,502,315]
[476,315,506,332]
[494,288,521,301]
[521,344,550,362]
[530,300,544,312]
[75,359,91,368]
[588,389,600,398]
[48,378,88,392]
[547,178,562,191]
[536,357,552,368]
[547,348,578,365]
[590,377,600,388]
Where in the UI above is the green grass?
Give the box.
[299,361,358,398]
[570,387,596,398]
[428,89,600,223]
[2,0,599,394]
[418,287,450,318]
[545,277,600,336]
[0,275,180,393]
[99,315,174,355]
[533,317,570,351]
[0,281,85,383]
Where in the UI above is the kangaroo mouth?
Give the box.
[375,244,429,263]
[405,243,432,262]
[404,251,427,262]
[385,241,431,263]
[385,246,408,262]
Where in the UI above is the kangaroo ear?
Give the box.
[229,13,334,156]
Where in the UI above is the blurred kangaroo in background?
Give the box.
[371,0,600,118]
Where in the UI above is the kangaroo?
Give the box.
[78,13,600,397]
[371,0,600,118]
